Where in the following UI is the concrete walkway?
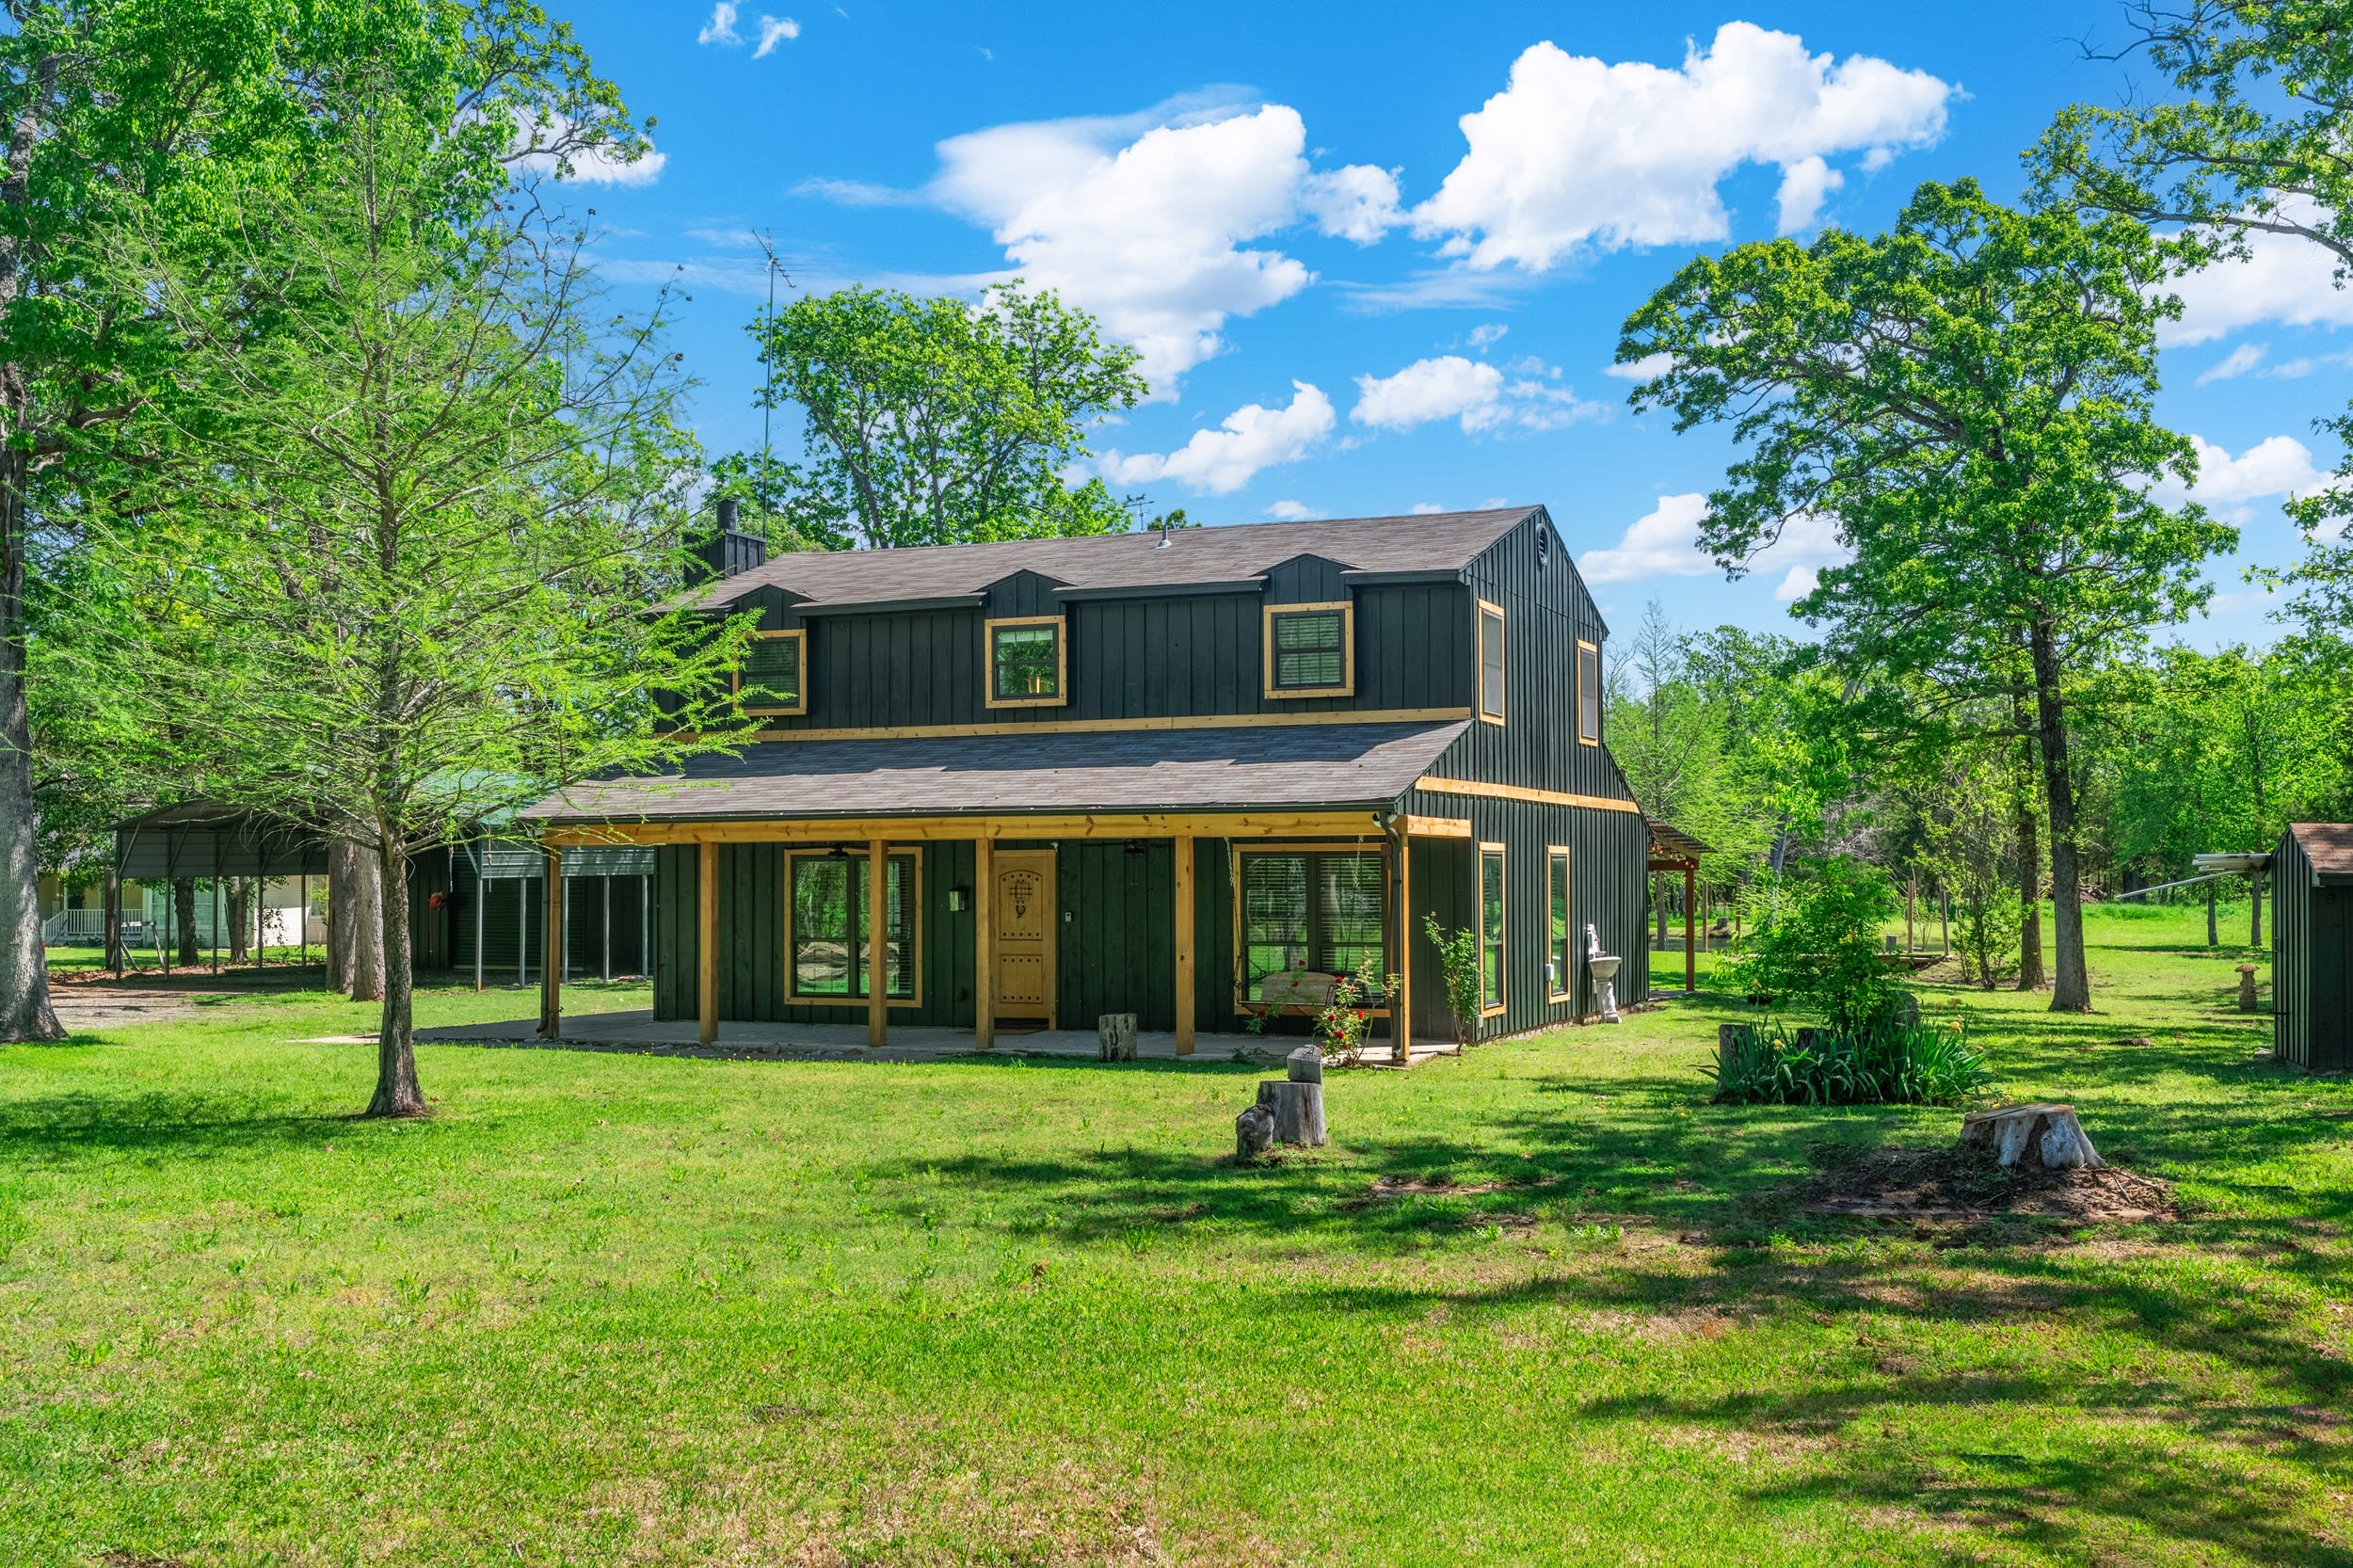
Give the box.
[411,1009,1459,1067]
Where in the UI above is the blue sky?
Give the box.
[551,1,2353,649]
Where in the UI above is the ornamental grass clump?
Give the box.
[1706,1019,1993,1106]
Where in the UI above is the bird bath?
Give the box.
[1585,923,1623,1024]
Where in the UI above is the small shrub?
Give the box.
[1729,856,1910,1032]
[1422,916,1482,1049]
[1316,952,1399,1066]
[1705,1018,1993,1106]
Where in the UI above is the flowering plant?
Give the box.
[1316,952,1399,1066]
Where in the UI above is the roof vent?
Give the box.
[1156,521,1174,548]
[1536,526,1551,567]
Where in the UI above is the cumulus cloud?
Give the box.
[1605,351,1676,382]
[1097,381,1337,494]
[511,114,666,186]
[2196,343,2268,384]
[1300,164,1405,243]
[1578,493,1849,592]
[1412,24,1952,271]
[1407,501,1448,515]
[1350,354,1603,434]
[1266,500,1326,520]
[697,2,742,44]
[754,14,799,56]
[2174,434,2330,507]
[2166,200,2353,345]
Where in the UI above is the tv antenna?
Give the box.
[752,230,792,504]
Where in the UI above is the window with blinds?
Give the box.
[737,630,805,715]
[789,850,916,1000]
[1264,603,1353,697]
[1577,639,1600,744]
[1238,848,1386,992]
[1480,844,1505,1013]
[1547,846,1572,1001]
[1480,601,1506,723]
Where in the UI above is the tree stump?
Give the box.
[1096,1012,1138,1062]
[1286,1046,1322,1083]
[1235,1103,1274,1159]
[1253,1078,1326,1146]
[1961,1103,2104,1172]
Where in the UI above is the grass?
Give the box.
[4,904,2347,1565]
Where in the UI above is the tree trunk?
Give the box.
[2012,725,2046,992]
[227,877,250,964]
[173,877,199,967]
[344,842,385,1001]
[364,832,424,1117]
[2027,624,2091,1011]
[103,868,126,974]
[326,840,352,990]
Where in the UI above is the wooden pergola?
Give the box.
[1645,818,1714,995]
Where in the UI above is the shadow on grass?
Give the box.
[0,1089,350,1164]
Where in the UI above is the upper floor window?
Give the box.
[1263,601,1354,699]
[1478,600,1506,724]
[737,629,806,717]
[1577,639,1600,745]
[984,616,1065,708]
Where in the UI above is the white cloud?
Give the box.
[697,2,742,45]
[1406,502,1447,515]
[1097,381,1336,494]
[512,114,666,186]
[1300,164,1405,244]
[1467,323,1509,349]
[2179,434,2330,505]
[2196,343,2268,384]
[1774,565,1821,601]
[1266,500,1326,520]
[1578,493,1849,590]
[754,14,799,56]
[1606,351,1675,382]
[2166,200,2353,345]
[1350,354,1603,434]
[1775,154,1844,233]
[1413,24,1952,271]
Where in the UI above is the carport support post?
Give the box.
[1391,825,1412,1065]
[600,875,612,983]
[696,840,718,1046]
[472,853,484,991]
[973,836,994,1050]
[538,846,563,1040]
[1174,834,1194,1056]
[2251,872,2264,949]
[2207,882,2217,947]
[1684,864,1697,994]
[867,839,888,1048]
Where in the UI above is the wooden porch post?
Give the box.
[1683,863,1697,994]
[539,846,564,1040]
[867,838,888,1048]
[696,840,718,1046]
[1393,834,1412,1065]
[1174,834,1195,1056]
[973,836,994,1050]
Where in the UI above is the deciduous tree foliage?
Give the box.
[1620,179,2233,1012]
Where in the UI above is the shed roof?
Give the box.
[1646,818,1713,864]
[523,720,1469,824]
[2288,823,2353,883]
[680,508,1539,613]
[114,802,332,879]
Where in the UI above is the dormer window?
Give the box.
[736,629,806,717]
[1263,601,1354,699]
[984,616,1066,708]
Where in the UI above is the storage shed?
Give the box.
[2271,823,2353,1074]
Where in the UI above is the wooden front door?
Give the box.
[990,850,1056,1026]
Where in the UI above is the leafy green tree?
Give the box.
[71,87,743,1117]
[1620,178,2233,1012]
[740,280,1148,550]
[1730,856,1908,1033]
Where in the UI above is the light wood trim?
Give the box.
[543,810,1388,848]
[867,838,888,1046]
[735,628,808,718]
[1545,844,1573,1003]
[1394,827,1412,1064]
[973,836,994,1049]
[539,845,563,1039]
[781,847,922,1009]
[1479,840,1506,1019]
[745,705,1473,744]
[1476,598,1506,727]
[1262,600,1356,701]
[1174,834,1195,1056]
[696,840,718,1045]
[1415,776,1643,815]
[1229,840,1393,1015]
[1576,638,1600,747]
[982,615,1068,709]
[1400,814,1472,839]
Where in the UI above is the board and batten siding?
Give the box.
[2271,830,2353,1073]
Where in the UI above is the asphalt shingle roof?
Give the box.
[2290,822,2353,881]
[524,721,1467,824]
[682,507,1536,612]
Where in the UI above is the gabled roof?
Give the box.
[523,720,1469,824]
[2289,823,2353,882]
[681,507,1539,613]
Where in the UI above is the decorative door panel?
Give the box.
[991,852,1055,1021]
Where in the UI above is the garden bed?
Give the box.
[1801,1142,2178,1224]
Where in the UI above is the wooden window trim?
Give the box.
[1576,638,1601,746]
[1545,844,1573,1002]
[982,615,1068,709]
[783,847,922,1007]
[1228,840,1393,1019]
[735,628,808,718]
[1261,600,1356,700]
[1479,840,1507,1017]
[1477,599,1507,726]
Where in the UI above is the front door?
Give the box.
[991,850,1056,1027]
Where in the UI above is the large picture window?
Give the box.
[1479,600,1506,724]
[1480,842,1506,1015]
[984,616,1066,708]
[1546,846,1572,1002]
[1263,601,1354,698]
[1577,639,1601,745]
[737,629,806,716]
[1236,847,1386,998]
[788,849,918,1001]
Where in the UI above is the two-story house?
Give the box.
[521,505,1652,1055]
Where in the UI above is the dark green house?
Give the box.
[522,506,1651,1054]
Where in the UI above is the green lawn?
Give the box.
[5,906,2347,1566]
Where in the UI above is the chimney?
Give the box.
[690,495,769,584]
